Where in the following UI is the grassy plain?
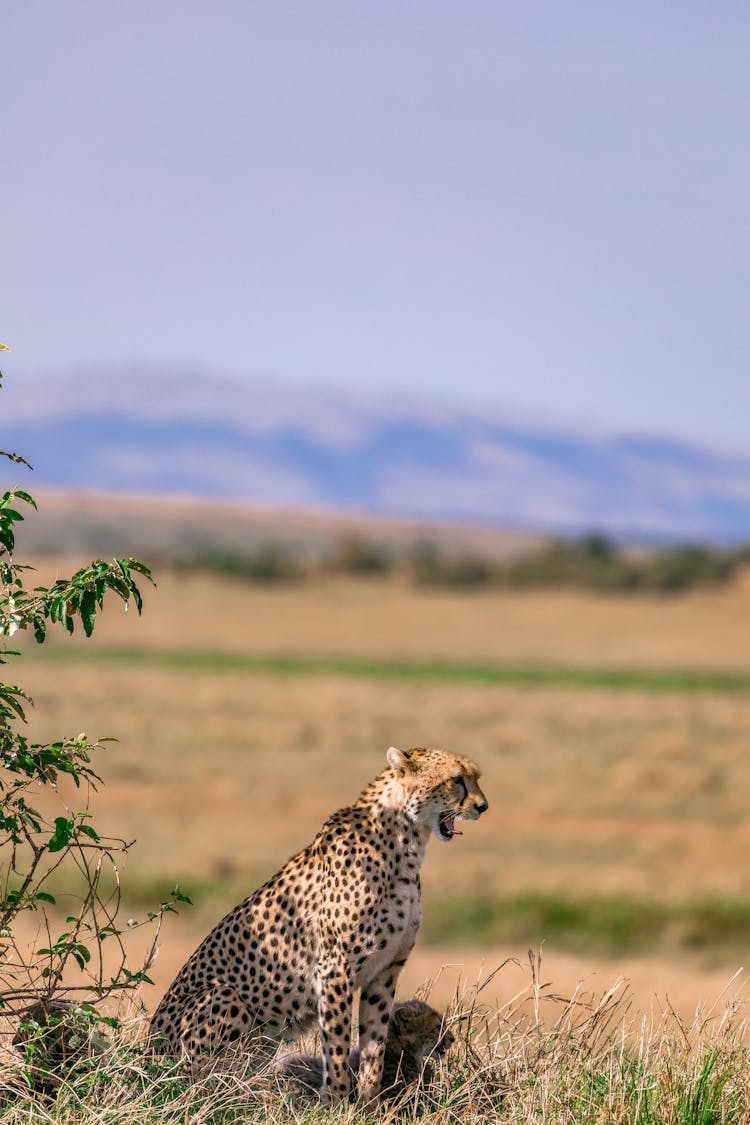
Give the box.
[7,555,750,1023]
[5,540,750,1123]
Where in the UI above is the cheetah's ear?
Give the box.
[387,746,413,774]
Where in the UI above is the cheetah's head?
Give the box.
[388,999,455,1063]
[386,746,488,844]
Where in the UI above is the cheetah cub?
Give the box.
[275,999,454,1103]
[13,1000,109,1090]
[151,746,487,1105]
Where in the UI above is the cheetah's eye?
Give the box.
[453,776,468,801]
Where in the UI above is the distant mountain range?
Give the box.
[3,369,750,543]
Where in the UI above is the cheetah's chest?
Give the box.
[354,875,422,987]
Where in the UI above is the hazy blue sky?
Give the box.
[3,3,749,448]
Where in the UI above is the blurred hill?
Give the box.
[13,491,540,562]
[4,369,750,542]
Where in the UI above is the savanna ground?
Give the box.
[5,527,750,1120]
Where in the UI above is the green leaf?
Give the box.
[171,885,193,905]
[35,892,56,904]
[127,560,153,578]
[48,816,75,852]
[0,685,29,723]
[71,943,91,970]
[12,491,37,509]
[80,589,97,637]
[129,579,143,614]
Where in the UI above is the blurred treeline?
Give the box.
[172,533,749,594]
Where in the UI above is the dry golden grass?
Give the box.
[3,954,750,1123]
[15,653,750,902]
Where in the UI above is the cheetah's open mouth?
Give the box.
[438,811,463,841]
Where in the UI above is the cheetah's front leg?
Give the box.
[357,959,406,1102]
[316,963,354,1105]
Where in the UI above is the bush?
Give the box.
[322,534,391,575]
[499,535,739,595]
[177,543,302,583]
[500,534,641,592]
[639,543,737,592]
[410,543,496,588]
[0,349,188,1060]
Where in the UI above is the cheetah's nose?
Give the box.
[474,800,489,816]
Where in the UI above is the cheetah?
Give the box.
[151,746,487,1104]
[13,1000,109,1090]
[274,998,454,1104]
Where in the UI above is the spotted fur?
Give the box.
[150,746,487,1104]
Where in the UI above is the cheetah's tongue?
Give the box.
[440,812,463,837]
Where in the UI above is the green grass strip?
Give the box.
[421,891,750,960]
[34,644,750,694]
